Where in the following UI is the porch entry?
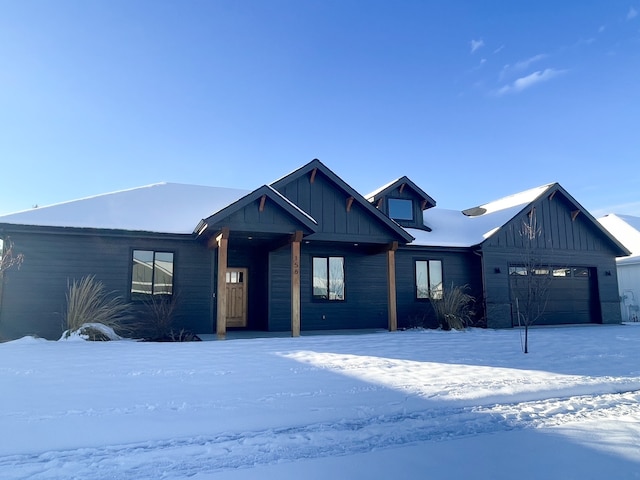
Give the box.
[225,268,248,327]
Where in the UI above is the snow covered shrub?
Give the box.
[64,275,132,339]
[431,284,475,330]
[62,323,123,341]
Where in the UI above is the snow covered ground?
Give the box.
[2,324,640,479]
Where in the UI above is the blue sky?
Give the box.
[1,1,639,217]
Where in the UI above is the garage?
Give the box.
[509,266,600,326]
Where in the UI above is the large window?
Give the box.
[415,260,443,299]
[131,250,174,298]
[388,198,413,221]
[313,256,345,300]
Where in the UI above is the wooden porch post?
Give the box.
[387,241,398,332]
[291,231,303,337]
[215,228,229,339]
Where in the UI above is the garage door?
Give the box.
[510,266,599,326]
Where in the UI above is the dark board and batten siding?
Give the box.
[0,230,213,339]
[482,195,623,328]
[488,195,612,252]
[223,199,308,234]
[276,172,397,243]
[268,244,389,332]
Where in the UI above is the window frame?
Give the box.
[312,256,345,301]
[130,249,175,300]
[414,259,443,300]
[388,198,414,221]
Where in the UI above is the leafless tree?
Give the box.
[510,210,552,353]
[0,237,23,273]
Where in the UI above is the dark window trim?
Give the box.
[414,258,444,301]
[312,255,346,302]
[129,248,176,301]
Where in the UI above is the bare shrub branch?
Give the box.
[432,283,475,330]
[0,238,24,272]
[64,275,132,339]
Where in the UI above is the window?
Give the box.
[573,267,590,277]
[509,266,528,276]
[131,250,174,298]
[388,198,413,221]
[415,260,443,299]
[532,268,550,276]
[509,266,550,276]
[226,271,244,283]
[552,268,571,277]
[510,265,590,278]
[313,256,344,300]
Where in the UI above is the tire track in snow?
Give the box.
[2,390,639,480]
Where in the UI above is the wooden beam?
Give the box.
[216,228,229,340]
[399,183,406,194]
[571,210,580,221]
[291,230,302,337]
[207,227,229,250]
[310,168,317,184]
[259,194,267,212]
[376,198,383,209]
[346,196,354,212]
[549,191,557,201]
[421,199,428,210]
[387,247,397,332]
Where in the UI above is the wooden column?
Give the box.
[387,242,398,332]
[215,228,229,340]
[291,231,303,337]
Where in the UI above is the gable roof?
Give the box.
[408,183,630,256]
[407,183,554,247]
[271,159,414,243]
[365,176,436,210]
[598,214,640,265]
[0,183,250,234]
[195,184,318,237]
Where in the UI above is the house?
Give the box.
[598,214,640,322]
[0,159,629,340]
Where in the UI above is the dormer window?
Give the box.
[367,176,436,231]
[388,198,413,221]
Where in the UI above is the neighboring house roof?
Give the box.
[598,214,640,265]
[0,183,250,234]
[408,183,555,247]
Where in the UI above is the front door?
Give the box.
[226,268,248,327]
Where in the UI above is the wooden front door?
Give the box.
[225,268,248,327]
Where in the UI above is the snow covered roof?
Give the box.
[598,214,640,265]
[364,177,403,201]
[408,183,555,247]
[0,183,250,234]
